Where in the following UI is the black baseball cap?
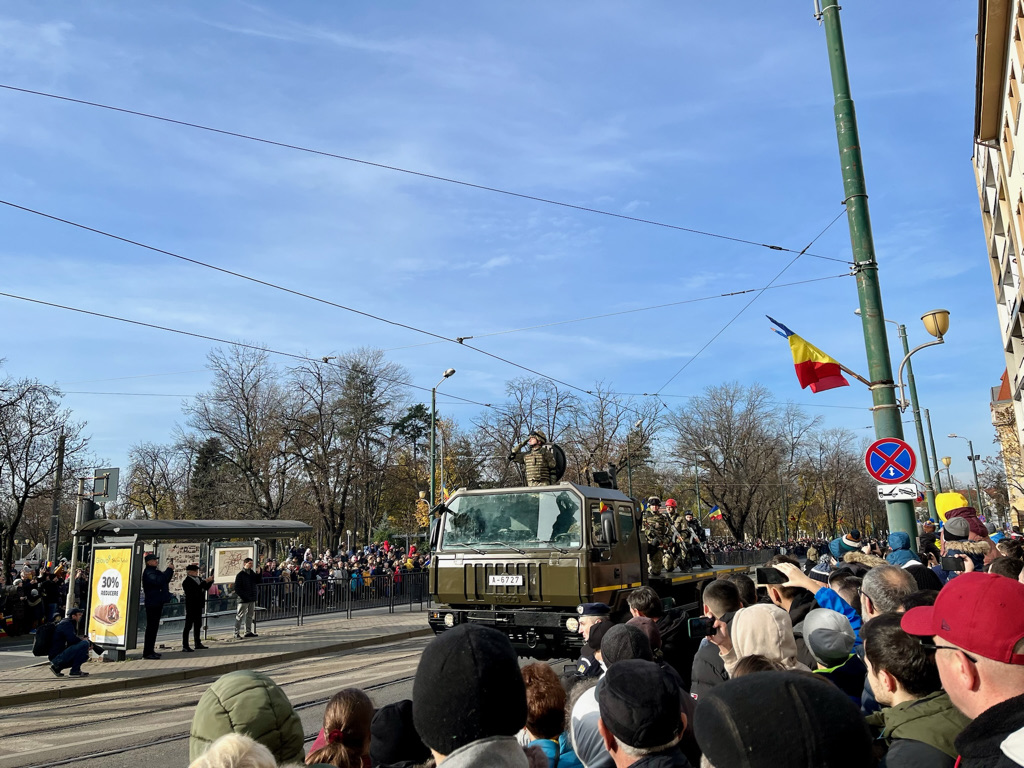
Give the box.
[598,659,683,748]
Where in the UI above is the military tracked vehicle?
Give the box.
[426,481,748,659]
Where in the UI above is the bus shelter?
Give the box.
[75,519,312,659]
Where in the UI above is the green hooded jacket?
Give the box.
[189,669,306,765]
[865,690,971,759]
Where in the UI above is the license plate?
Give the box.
[488,574,524,586]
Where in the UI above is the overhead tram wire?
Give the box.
[0,198,847,409]
[0,290,495,409]
[653,208,851,395]
[0,83,852,266]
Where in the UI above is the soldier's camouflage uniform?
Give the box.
[509,431,557,487]
[642,511,675,576]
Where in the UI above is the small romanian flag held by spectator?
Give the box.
[767,316,850,393]
[708,506,723,520]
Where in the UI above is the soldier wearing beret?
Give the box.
[508,429,558,487]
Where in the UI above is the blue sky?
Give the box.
[0,2,998,489]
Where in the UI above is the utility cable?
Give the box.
[0,83,851,265]
[654,208,850,394]
[0,290,494,409]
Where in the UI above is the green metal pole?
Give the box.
[924,409,943,494]
[819,3,916,541]
[897,324,937,520]
[967,439,986,518]
[626,435,634,497]
[429,387,437,507]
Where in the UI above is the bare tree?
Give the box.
[122,441,189,519]
[0,379,89,574]
[185,346,297,520]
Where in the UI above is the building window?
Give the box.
[1006,117,1017,174]
[1012,68,1022,127]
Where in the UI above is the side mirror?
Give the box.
[429,518,441,551]
[601,509,618,547]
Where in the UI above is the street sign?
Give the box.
[865,438,916,484]
[876,484,918,501]
[92,467,120,504]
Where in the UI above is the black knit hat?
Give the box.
[371,700,430,766]
[587,619,614,651]
[412,624,527,755]
[601,624,654,665]
[694,671,873,768]
[598,660,684,749]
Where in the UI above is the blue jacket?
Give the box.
[528,734,583,768]
[886,532,915,567]
[48,617,82,660]
[813,586,863,646]
[143,565,174,606]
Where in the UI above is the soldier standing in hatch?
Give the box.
[642,497,674,576]
[665,499,690,571]
[508,429,557,487]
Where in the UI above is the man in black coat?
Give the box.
[181,563,213,652]
[141,553,173,660]
[233,558,261,639]
[690,580,743,703]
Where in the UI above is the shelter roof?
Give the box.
[76,519,312,540]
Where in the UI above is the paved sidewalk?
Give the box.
[0,609,432,708]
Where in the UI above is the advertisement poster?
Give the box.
[159,542,203,596]
[88,546,134,648]
[214,546,254,583]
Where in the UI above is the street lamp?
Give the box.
[430,369,456,507]
[948,434,987,521]
[941,456,954,490]
[854,308,941,519]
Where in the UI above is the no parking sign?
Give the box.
[865,438,916,484]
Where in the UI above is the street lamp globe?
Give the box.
[921,309,950,340]
[442,368,456,379]
[941,456,952,468]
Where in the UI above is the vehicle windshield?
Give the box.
[441,490,582,550]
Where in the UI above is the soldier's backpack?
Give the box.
[32,621,56,656]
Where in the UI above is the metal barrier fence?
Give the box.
[708,547,781,566]
[250,570,430,627]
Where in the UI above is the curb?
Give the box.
[1,627,432,708]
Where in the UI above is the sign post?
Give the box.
[865,438,917,485]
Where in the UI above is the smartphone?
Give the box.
[755,567,788,585]
[563,664,577,676]
[687,616,716,639]
[940,556,966,572]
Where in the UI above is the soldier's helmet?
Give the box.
[529,428,548,443]
[647,496,662,507]
[665,499,678,508]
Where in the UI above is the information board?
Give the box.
[87,545,135,649]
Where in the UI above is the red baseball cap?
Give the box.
[901,573,1024,665]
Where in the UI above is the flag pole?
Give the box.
[837,364,871,388]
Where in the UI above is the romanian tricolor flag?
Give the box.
[767,316,850,393]
[708,506,723,520]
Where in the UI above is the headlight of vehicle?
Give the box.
[566,617,579,633]
[444,613,456,628]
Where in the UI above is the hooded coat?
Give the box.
[865,691,970,768]
[718,603,811,676]
[886,532,916,567]
[188,669,306,765]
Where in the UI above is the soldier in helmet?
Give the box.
[642,497,675,576]
[664,499,691,571]
[508,428,558,487]
[683,510,713,569]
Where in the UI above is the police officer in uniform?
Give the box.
[642,497,675,576]
[181,563,213,652]
[508,429,558,487]
[572,602,610,679]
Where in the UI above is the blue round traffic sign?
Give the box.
[865,438,917,484]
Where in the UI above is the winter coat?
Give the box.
[954,691,1024,768]
[439,736,547,768]
[690,611,736,702]
[865,691,969,768]
[527,734,583,768]
[142,565,173,607]
[941,540,991,574]
[918,531,940,558]
[233,568,262,603]
[629,749,692,767]
[813,653,867,705]
[48,616,82,660]
[719,603,810,676]
[188,669,306,765]
[886,532,915,567]
[788,591,820,670]
[182,575,213,611]
[655,606,697,689]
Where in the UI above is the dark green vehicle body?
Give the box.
[427,481,745,658]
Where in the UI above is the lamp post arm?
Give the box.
[896,339,944,411]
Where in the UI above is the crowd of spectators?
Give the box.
[0,559,88,637]
[183,510,1024,768]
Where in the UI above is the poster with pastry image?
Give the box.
[88,546,133,648]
